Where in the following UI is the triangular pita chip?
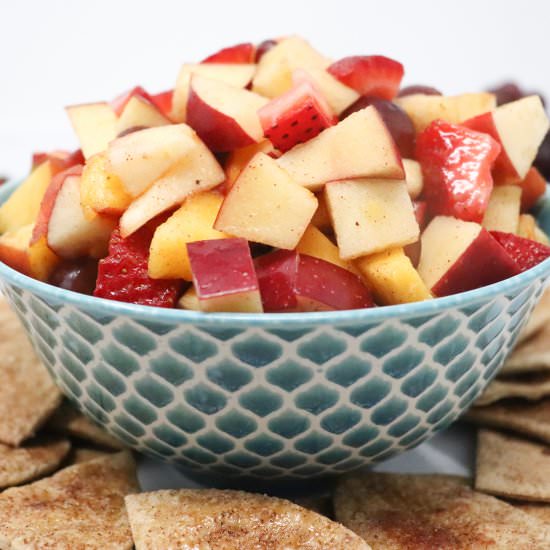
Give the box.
[125,489,369,550]
[476,429,550,502]
[334,472,550,549]
[0,437,70,489]
[516,502,550,523]
[475,373,550,406]
[464,398,550,444]
[502,322,550,375]
[0,451,138,550]
[47,401,123,450]
[517,290,550,345]
[0,300,62,445]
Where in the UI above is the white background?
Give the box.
[2,0,550,179]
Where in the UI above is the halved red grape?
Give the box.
[487,82,524,106]
[341,96,415,158]
[398,85,441,97]
[49,258,99,295]
[535,131,550,179]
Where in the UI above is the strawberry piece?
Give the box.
[416,120,501,223]
[517,167,547,212]
[491,231,550,272]
[258,81,334,153]
[111,86,153,116]
[94,218,182,307]
[150,90,173,119]
[327,55,404,100]
[202,42,255,64]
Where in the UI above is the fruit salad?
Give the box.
[2,36,550,313]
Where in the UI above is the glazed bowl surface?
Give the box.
[1,178,549,481]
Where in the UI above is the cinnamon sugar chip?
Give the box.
[464,398,550,444]
[334,472,550,549]
[47,401,123,450]
[0,437,70,489]
[516,502,550,523]
[125,489,369,550]
[502,322,550,375]
[0,300,62,446]
[476,429,550,502]
[475,373,550,406]
[0,451,138,550]
[517,290,550,346]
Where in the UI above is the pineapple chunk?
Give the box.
[356,247,432,305]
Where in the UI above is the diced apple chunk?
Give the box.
[394,93,497,133]
[187,238,263,313]
[225,140,275,190]
[171,63,256,122]
[255,250,373,312]
[33,170,116,259]
[356,247,431,305]
[325,179,419,260]
[482,185,521,234]
[119,141,225,237]
[214,153,318,249]
[403,159,423,199]
[115,96,171,135]
[106,124,198,197]
[81,153,131,218]
[0,161,55,233]
[148,192,229,281]
[276,106,404,190]
[418,216,520,296]
[292,67,359,115]
[252,36,331,98]
[0,224,59,281]
[186,75,268,152]
[66,102,117,158]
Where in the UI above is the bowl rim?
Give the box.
[0,178,549,327]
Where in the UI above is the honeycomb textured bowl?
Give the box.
[1,179,549,481]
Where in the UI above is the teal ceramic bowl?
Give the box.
[1,178,549,482]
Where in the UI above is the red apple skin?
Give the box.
[31,165,83,246]
[150,90,173,119]
[255,249,374,312]
[432,228,520,297]
[518,167,547,212]
[186,86,257,152]
[187,238,259,299]
[32,149,84,172]
[255,250,300,312]
[462,112,519,184]
[0,242,30,276]
[202,43,255,64]
[111,86,153,116]
[296,254,374,310]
